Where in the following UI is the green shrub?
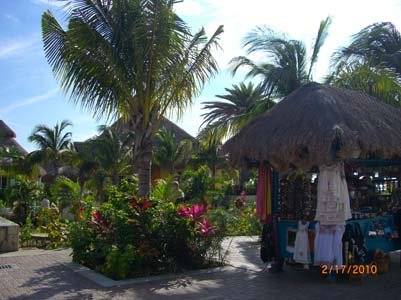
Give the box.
[68,182,224,280]
[4,175,45,224]
[208,205,261,236]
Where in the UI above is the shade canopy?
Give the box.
[223,82,401,172]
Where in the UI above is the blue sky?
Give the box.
[1,0,401,152]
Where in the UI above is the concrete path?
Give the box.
[1,237,401,299]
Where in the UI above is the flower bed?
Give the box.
[69,196,224,280]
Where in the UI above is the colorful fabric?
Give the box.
[257,165,272,224]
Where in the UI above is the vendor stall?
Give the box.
[223,82,401,273]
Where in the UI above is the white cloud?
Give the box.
[0,39,37,60]
[201,0,401,80]
[1,89,59,115]
[30,0,64,7]
[2,14,20,24]
[175,0,203,16]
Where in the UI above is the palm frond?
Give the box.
[308,16,332,79]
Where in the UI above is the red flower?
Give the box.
[197,218,213,236]
[141,200,153,211]
[92,210,103,224]
[130,197,139,209]
[79,207,84,212]
[131,198,153,211]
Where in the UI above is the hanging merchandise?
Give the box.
[260,224,276,263]
[257,164,272,224]
[293,221,311,264]
[315,162,352,225]
[314,222,345,267]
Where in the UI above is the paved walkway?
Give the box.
[1,237,401,299]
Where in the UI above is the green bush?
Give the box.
[208,205,261,236]
[68,183,224,280]
[4,175,45,224]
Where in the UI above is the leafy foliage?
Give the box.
[230,17,331,98]
[28,120,75,180]
[42,0,224,197]
[200,82,274,140]
[4,175,45,224]
[153,128,192,174]
[332,22,401,76]
[68,182,224,280]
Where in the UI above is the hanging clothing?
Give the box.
[256,165,272,224]
[315,162,352,225]
[293,221,311,264]
[314,222,344,267]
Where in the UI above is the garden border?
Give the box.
[62,262,235,287]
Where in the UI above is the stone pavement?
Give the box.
[1,237,401,300]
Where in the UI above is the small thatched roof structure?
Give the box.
[223,82,401,172]
[0,120,27,155]
[74,117,196,153]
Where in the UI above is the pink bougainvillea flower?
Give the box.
[178,204,205,219]
[178,206,191,218]
[198,218,213,236]
[190,204,205,219]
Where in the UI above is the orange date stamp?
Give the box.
[321,264,378,275]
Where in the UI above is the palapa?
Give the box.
[222,82,401,172]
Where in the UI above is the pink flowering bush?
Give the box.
[69,184,224,280]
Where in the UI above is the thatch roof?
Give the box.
[74,117,196,153]
[0,120,27,155]
[0,120,16,138]
[223,82,401,172]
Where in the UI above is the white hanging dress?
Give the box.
[293,221,311,264]
[315,162,352,225]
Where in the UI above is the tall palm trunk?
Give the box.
[132,116,156,199]
[137,149,152,198]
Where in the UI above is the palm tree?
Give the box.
[28,120,74,180]
[153,128,192,175]
[328,22,401,105]
[230,17,331,99]
[327,62,401,106]
[332,22,401,76]
[42,0,223,198]
[92,125,133,184]
[191,134,228,178]
[200,81,273,140]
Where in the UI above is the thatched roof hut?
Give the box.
[0,120,27,155]
[74,117,196,153]
[223,82,401,172]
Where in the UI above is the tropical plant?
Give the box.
[4,175,45,224]
[93,125,133,184]
[154,128,192,175]
[28,120,74,180]
[50,176,93,218]
[191,134,228,178]
[230,17,331,99]
[328,22,401,105]
[328,62,401,105]
[151,176,182,202]
[332,22,401,76]
[69,188,223,280]
[200,82,273,140]
[42,0,223,198]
